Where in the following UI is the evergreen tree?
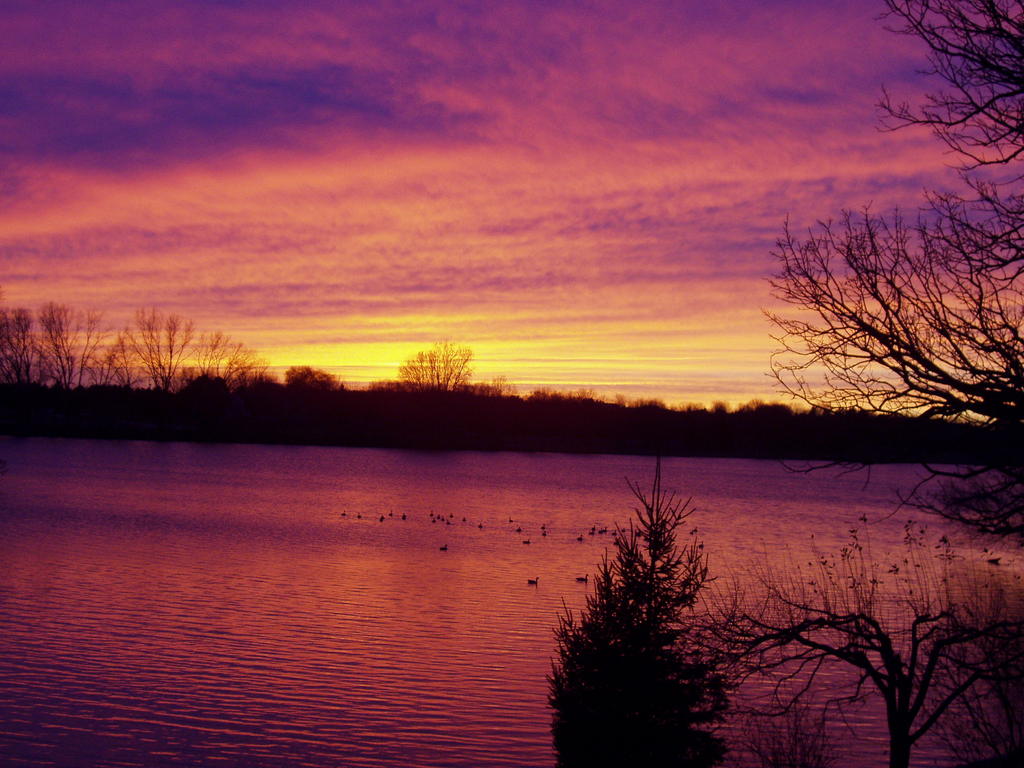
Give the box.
[549,461,727,768]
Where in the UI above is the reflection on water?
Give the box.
[0,438,1001,767]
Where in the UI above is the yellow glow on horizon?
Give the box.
[0,31,948,412]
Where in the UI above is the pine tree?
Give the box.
[549,461,728,768]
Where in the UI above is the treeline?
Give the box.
[0,377,1011,464]
[0,302,266,391]
[0,299,1011,462]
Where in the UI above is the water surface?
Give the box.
[0,438,1002,766]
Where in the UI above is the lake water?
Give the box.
[0,437,1011,767]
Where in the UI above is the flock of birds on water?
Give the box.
[337,508,616,586]
[334,509,1016,584]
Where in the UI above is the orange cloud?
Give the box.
[0,1,955,406]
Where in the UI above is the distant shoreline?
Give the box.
[0,381,1011,466]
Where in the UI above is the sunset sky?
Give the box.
[0,0,957,405]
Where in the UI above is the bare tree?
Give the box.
[36,302,73,388]
[743,702,837,768]
[36,303,108,389]
[93,330,141,387]
[770,211,1023,424]
[77,310,107,387]
[770,0,1024,540]
[940,670,1024,766]
[397,341,474,392]
[713,526,1024,768]
[226,350,268,389]
[0,307,39,385]
[191,331,267,390]
[128,308,194,391]
[880,0,1024,171]
[91,344,118,387]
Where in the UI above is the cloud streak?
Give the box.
[0,0,956,404]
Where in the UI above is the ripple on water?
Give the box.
[1,438,1007,767]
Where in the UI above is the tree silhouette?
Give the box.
[769,0,1024,540]
[284,365,339,391]
[549,462,727,768]
[880,0,1024,171]
[397,341,473,391]
[96,330,141,388]
[939,672,1024,767]
[714,525,1024,768]
[743,702,837,768]
[37,302,106,389]
[190,331,267,390]
[127,308,195,391]
[0,307,38,385]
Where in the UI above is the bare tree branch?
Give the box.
[398,340,474,392]
[710,526,1024,768]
